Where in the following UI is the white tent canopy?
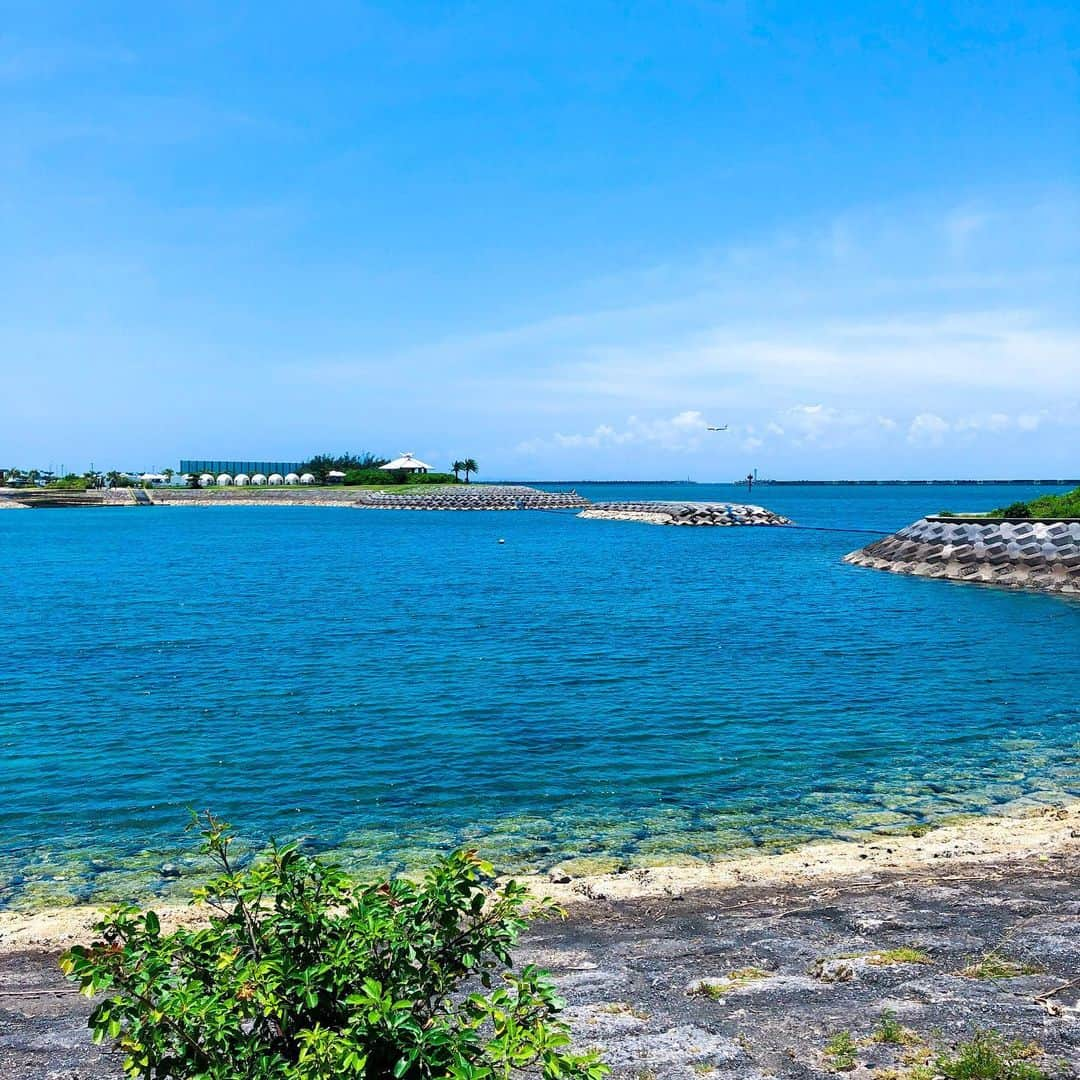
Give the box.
[380,453,431,472]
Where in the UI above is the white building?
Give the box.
[380,453,431,474]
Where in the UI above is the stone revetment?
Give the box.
[844,516,1080,594]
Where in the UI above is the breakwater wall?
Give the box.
[581,502,791,526]
[354,486,590,510]
[845,517,1080,594]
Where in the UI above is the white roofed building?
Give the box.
[380,453,430,474]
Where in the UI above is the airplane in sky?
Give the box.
[706,424,728,431]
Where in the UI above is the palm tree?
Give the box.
[451,460,464,481]
[462,458,478,483]
[163,468,174,484]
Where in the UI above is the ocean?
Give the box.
[1,482,1076,908]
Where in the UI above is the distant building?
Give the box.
[180,460,303,480]
[380,453,431,474]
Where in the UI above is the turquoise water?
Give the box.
[1,483,1077,908]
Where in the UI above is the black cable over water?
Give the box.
[779,524,891,536]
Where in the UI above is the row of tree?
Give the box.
[2,467,173,489]
[451,458,478,482]
[299,452,480,483]
[298,452,388,482]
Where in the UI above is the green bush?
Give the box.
[408,472,459,485]
[988,485,1080,519]
[1000,502,1031,518]
[61,813,606,1080]
[47,474,90,490]
[343,469,395,486]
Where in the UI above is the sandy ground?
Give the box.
[1,807,1077,1078]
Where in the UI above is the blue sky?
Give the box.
[2,1,1077,479]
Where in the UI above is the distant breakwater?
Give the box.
[0,485,592,511]
[845,517,1080,595]
[354,487,589,510]
[581,502,791,526]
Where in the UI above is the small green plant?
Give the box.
[61,812,607,1080]
[824,1030,859,1072]
[724,966,770,986]
[872,1010,918,1046]
[870,947,932,966]
[935,1030,1046,1079]
[908,824,930,837]
[959,954,1041,979]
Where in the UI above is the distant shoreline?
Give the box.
[517,478,1080,486]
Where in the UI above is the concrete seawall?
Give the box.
[845,517,1080,594]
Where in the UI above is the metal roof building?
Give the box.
[180,460,303,476]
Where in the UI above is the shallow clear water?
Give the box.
[1,483,1077,908]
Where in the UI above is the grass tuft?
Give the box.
[872,1010,921,1046]
[689,967,771,999]
[595,1001,649,1020]
[958,955,1042,980]
[870,947,932,966]
[935,1030,1046,1079]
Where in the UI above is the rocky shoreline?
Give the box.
[845,516,1080,595]
[2,807,1077,1078]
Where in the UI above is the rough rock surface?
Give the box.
[581,502,791,527]
[845,516,1080,594]
[5,853,1076,1079]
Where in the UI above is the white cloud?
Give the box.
[517,410,712,455]
[907,413,951,447]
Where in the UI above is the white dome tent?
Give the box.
[199,474,215,487]
[284,473,300,485]
[216,473,233,486]
[251,473,267,485]
[268,473,284,485]
[233,473,250,486]
[300,473,315,485]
